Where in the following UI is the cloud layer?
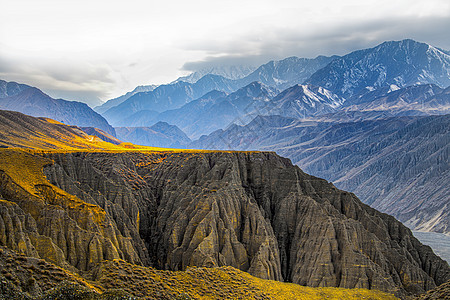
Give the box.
[1,0,449,104]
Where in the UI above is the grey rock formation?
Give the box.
[41,151,450,298]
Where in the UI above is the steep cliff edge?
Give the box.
[40,150,450,298]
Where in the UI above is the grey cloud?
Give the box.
[0,55,117,106]
[181,15,450,72]
[45,89,104,108]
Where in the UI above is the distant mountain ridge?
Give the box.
[100,39,450,132]
[102,74,238,126]
[100,55,338,126]
[94,84,158,114]
[118,82,279,139]
[306,39,450,99]
[173,64,257,83]
[0,82,116,136]
[0,79,31,98]
[115,121,191,148]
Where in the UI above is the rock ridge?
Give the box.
[37,150,450,298]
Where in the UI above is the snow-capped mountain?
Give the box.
[173,65,257,83]
[306,39,450,99]
[237,55,338,90]
[345,84,450,115]
[266,84,345,119]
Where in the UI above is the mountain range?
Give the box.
[305,39,450,100]
[99,39,450,128]
[94,84,158,115]
[115,121,191,148]
[0,80,115,136]
[1,38,450,299]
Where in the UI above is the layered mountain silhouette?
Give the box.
[117,82,278,139]
[101,54,337,126]
[0,110,448,299]
[0,81,115,136]
[103,75,238,125]
[115,121,191,148]
[305,39,450,99]
[94,84,158,114]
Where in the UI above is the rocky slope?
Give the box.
[0,248,398,300]
[0,110,123,150]
[267,84,345,118]
[415,280,450,300]
[38,150,449,298]
[344,84,450,116]
[236,55,337,91]
[0,84,115,136]
[189,114,450,236]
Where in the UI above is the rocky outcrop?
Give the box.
[41,150,450,298]
[0,150,142,273]
[415,280,450,300]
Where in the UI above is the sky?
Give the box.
[1,0,450,107]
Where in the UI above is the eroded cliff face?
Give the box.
[0,150,142,274]
[35,150,449,298]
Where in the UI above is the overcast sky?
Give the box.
[1,0,450,106]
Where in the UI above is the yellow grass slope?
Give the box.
[0,109,172,151]
[92,259,399,299]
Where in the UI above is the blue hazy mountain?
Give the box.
[101,55,338,126]
[95,84,158,114]
[237,55,338,90]
[305,39,450,100]
[102,74,238,126]
[0,82,115,136]
[115,121,191,148]
[0,79,31,98]
[120,82,278,139]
